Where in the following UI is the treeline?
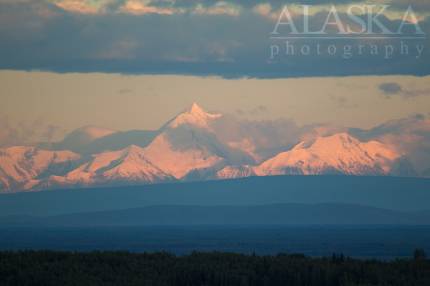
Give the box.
[0,250,429,286]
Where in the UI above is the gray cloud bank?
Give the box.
[0,0,429,77]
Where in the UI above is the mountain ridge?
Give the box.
[0,103,427,192]
[2,203,430,226]
[1,175,430,216]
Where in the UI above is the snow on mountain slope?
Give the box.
[1,104,425,193]
[256,133,400,176]
[143,133,225,179]
[167,103,222,129]
[144,103,253,179]
[0,146,80,191]
[49,145,174,188]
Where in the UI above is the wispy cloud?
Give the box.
[236,105,269,116]
[192,2,241,16]
[0,116,64,147]
[52,0,115,14]
[119,0,179,15]
[379,82,430,99]
[329,94,358,109]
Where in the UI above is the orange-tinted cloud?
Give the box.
[119,0,179,15]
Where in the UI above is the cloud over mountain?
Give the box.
[1,103,429,193]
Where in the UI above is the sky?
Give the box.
[1,70,429,145]
[0,0,429,76]
[0,0,429,145]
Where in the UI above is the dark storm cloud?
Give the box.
[0,0,428,77]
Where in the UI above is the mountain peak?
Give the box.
[69,125,116,140]
[257,132,400,176]
[189,102,205,114]
[168,103,222,129]
[313,132,359,148]
[121,144,143,156]
[55,126,117,152]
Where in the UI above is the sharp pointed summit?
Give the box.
[189,102,205,114]
[0,103,424,193]
[168,102,222,129]
[143,102,230,179]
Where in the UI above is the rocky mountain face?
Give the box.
[0,103,425,193]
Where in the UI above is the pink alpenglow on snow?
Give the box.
[0,104,422,193]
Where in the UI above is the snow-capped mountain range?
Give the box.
[0,103,428,193]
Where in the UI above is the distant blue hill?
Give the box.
[2,203,430,226]
[0,175,430,216]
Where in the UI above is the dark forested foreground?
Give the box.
[2,226,430,259]
[0,250,429,286]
